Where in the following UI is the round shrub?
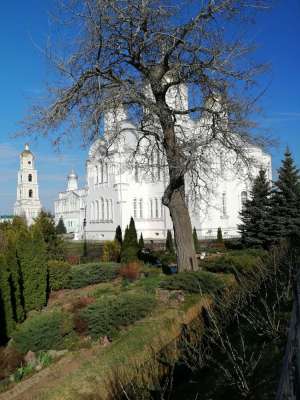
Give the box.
[48,260,71,291]
[12,311,74,354]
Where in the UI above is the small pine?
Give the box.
[217,227,223,242]
[138,233,145,250]
[115,225,123,245]
[120,219,139,263]
[193,227,199,252]
[56,217,67,234]
[166,230,174,254]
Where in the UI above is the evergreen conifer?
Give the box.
[56,217,67,234]
[166,230,174,254]
[269,149,300,243]
[120,218,139,262]
[115,225,122,245]
[17,228,47,312]
[138,233,145,250]
[239,169,272,248]
[217,227,223,242]
[0,255,15,340]
[34,211,65,260]
[193,227,199,253]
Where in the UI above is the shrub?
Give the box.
[101,240,121,262]
[80,293,156,339]
[65,255,81,265]
[159,271,225,295]
[119,262,141,281]
[68,263,120,289]
[48,260,71,291]
[204,251,266,276]
[12,311,74,354]
[120,218,139,263]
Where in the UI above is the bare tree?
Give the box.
[22,0,270,272]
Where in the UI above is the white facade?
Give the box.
[54,171,87,239]
[14,144,42,225]
[54,110,272,242]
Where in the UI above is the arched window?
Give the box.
[91,202,94,221]
[241,191,248,208]
[106,199,109,220]
[105,163,108,183]
[28,189,33,198]
[222,192,227,217]
[95,166,98,184]
[155,198,159,218]
[101,198,105,220]
[100,162,104,183]
[28,174,32,182]
[139,199,143,219]
[110,199,113,221]
[133,198,137,218]
[150,199,153,219]
[96,200,100,221]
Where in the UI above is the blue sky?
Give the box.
[0,0,299,214]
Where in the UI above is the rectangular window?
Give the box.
[133,198,137,218]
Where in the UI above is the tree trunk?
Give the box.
[166,184,198,272]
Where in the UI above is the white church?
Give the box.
[53,88,272,242]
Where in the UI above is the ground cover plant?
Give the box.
[12,311,74,354]
[160,271,225,296]
[79,293,156,339]
[48,260,71,291]
[68,262,120,289]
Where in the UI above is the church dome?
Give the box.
[21,143,33,157]
[68,169,78,179]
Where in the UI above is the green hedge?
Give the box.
[80,293,156,339]
[68,262,120,289]
[159,271,225,295]
[204,251,267,275]
[48,260,71,291]
[12,312,73,354]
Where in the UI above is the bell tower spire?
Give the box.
[14,143,42,225]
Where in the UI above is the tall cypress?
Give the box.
[0,254,15,341]
[120,219,139,263]
[115,225,123,245]
[269,149,300,243]
[193,227,199,253]
[166,230,174,254]
[17,228,47,312]
[239,169,272,248]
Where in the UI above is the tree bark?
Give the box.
[160,117,198,272]
[166,183,198,272]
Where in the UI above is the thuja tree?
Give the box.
[193,227,199,253]
[115,225,123,246]
[0,254,15,341]
[17,228,48,312]
[269,149,300,244]
[22,0,269,271]
[239,169,272,248]
[121,218,139,263]
[56,217,67,234]
[34,211,65,260]
[166,230,175,254]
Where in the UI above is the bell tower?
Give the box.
[14,144,42,225]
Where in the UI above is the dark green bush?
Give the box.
[80,293,156,339]
[12,311,73,354]
[159,271,225,295]
[48,260,71,291]
[204,251,267,275]
[68,262,120,289]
